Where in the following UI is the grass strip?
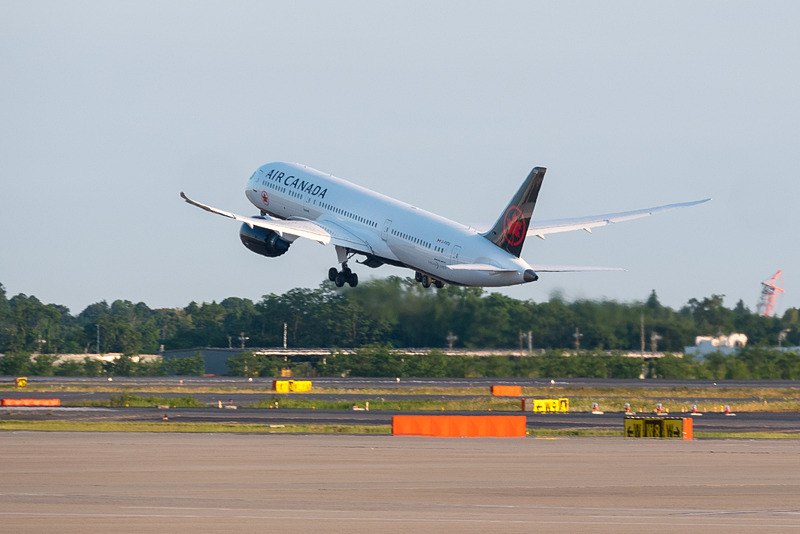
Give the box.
[1,420,798,439]
[0,420,391,434]
[251,397,522,411]
[5,384,800,412]
[60,394,800,413]
[4,384,800,400]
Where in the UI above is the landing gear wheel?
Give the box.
[415,272,422,282]
[421,274,431,288]
[331,256,358,288]
[434,279,444,289]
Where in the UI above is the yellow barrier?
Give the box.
[522,398,569,412]
[624,417,693,440]
[288,380,312,393]
[15,377,27,388]
[272,380,312,393]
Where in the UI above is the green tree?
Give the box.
[0,351,31,375]
[30,354,57,376]
[82,357,104,377]
[54,359,85,376]
[164,353,205,376]
[106,354,136,376]
[406,349,448,377]
[651,354,694,379]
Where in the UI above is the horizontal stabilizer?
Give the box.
[530,264,626,272]
[180,192,331,244]
[446,263,519,274]
[528,198,711,239]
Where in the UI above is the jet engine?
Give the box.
[239,221,291,257]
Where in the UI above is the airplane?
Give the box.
[181,162,709,289]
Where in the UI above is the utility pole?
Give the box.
[640,312,645,355]
[650,331,662,353]
[573,327,582,351]
[283,322,288,349]
[238,332,249,349]
[96,324,101,354]
[778,329,791,347]
[447,331,458,349]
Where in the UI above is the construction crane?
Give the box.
[757,270,785,317]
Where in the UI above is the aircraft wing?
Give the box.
[527,198,710,239]
[181,192,331,244]
[313,217,373,252]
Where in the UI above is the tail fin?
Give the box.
[482,167,546,257]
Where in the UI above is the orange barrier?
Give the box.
[491,385,522,397]
[2,398,61,407]
[392,415,526,437]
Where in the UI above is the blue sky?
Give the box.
[1,1,798,315]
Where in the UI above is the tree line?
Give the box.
[1,277,798,357]
[0,352,205,378]
[225,345,800,380]
[5,345,797,380]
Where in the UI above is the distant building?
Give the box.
[684,333,747,357]
[162,348,248,375]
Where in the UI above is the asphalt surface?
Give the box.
[2,377,799,532]
[2,376,799,434]
[3,406,799,434]
[1,432,799,533]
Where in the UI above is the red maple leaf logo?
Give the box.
[503,206,526,247]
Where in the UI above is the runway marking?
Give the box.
[5,500,798,519]
[0,512,798,527]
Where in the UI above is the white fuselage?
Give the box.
[245,162,534,286]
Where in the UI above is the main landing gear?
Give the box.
[329,246,359,288]
[329,263,358,288]
[415,271,444,289]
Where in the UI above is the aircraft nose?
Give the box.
[524,269,539,283]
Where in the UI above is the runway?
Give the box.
[4,406,800,434]
[3,376,799,434]
[1,432,798,533]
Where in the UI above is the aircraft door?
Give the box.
[381,219,392,241]
[451,245,461,263]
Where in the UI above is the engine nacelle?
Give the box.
[239,221,291,258]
